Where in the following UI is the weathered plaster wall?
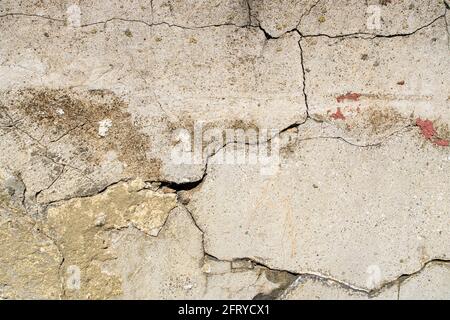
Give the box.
[0,0,449,299]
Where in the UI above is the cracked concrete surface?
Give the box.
[189,127,450,291]
[0,1,449,300]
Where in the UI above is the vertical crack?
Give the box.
[444,4,450,49]
[297,35,311,118]
[246,0,252,26]
[296,0,322,29]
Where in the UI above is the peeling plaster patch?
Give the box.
[105,207,206,299]
[0,172,62,299]
[0,214,63,299]
[44,179,176,299]
[104,207,289,299]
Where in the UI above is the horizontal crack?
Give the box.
[178,201,398,300]
[42,178,131,208]
[0,12,64,22]
[299,14,446,40]
[258,13,445,40]
[200,252,450,300]
[1,10,444,42]
[80,17,252,30]
[0,12,253,31]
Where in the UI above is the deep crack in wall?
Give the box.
[0,0,449,300]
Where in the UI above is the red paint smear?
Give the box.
[434,139,449,147]
[330,107,346,120]
[336,92,361,103]
[416,118,448,147]
[416,118,436,140]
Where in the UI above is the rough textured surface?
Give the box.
[0,1,449,300]
[399,262,450,300]
[280,260,450,300]
[298,0,445,37]
[189,128,450,291]
[302,18,449,145]
[0,169,63,299]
